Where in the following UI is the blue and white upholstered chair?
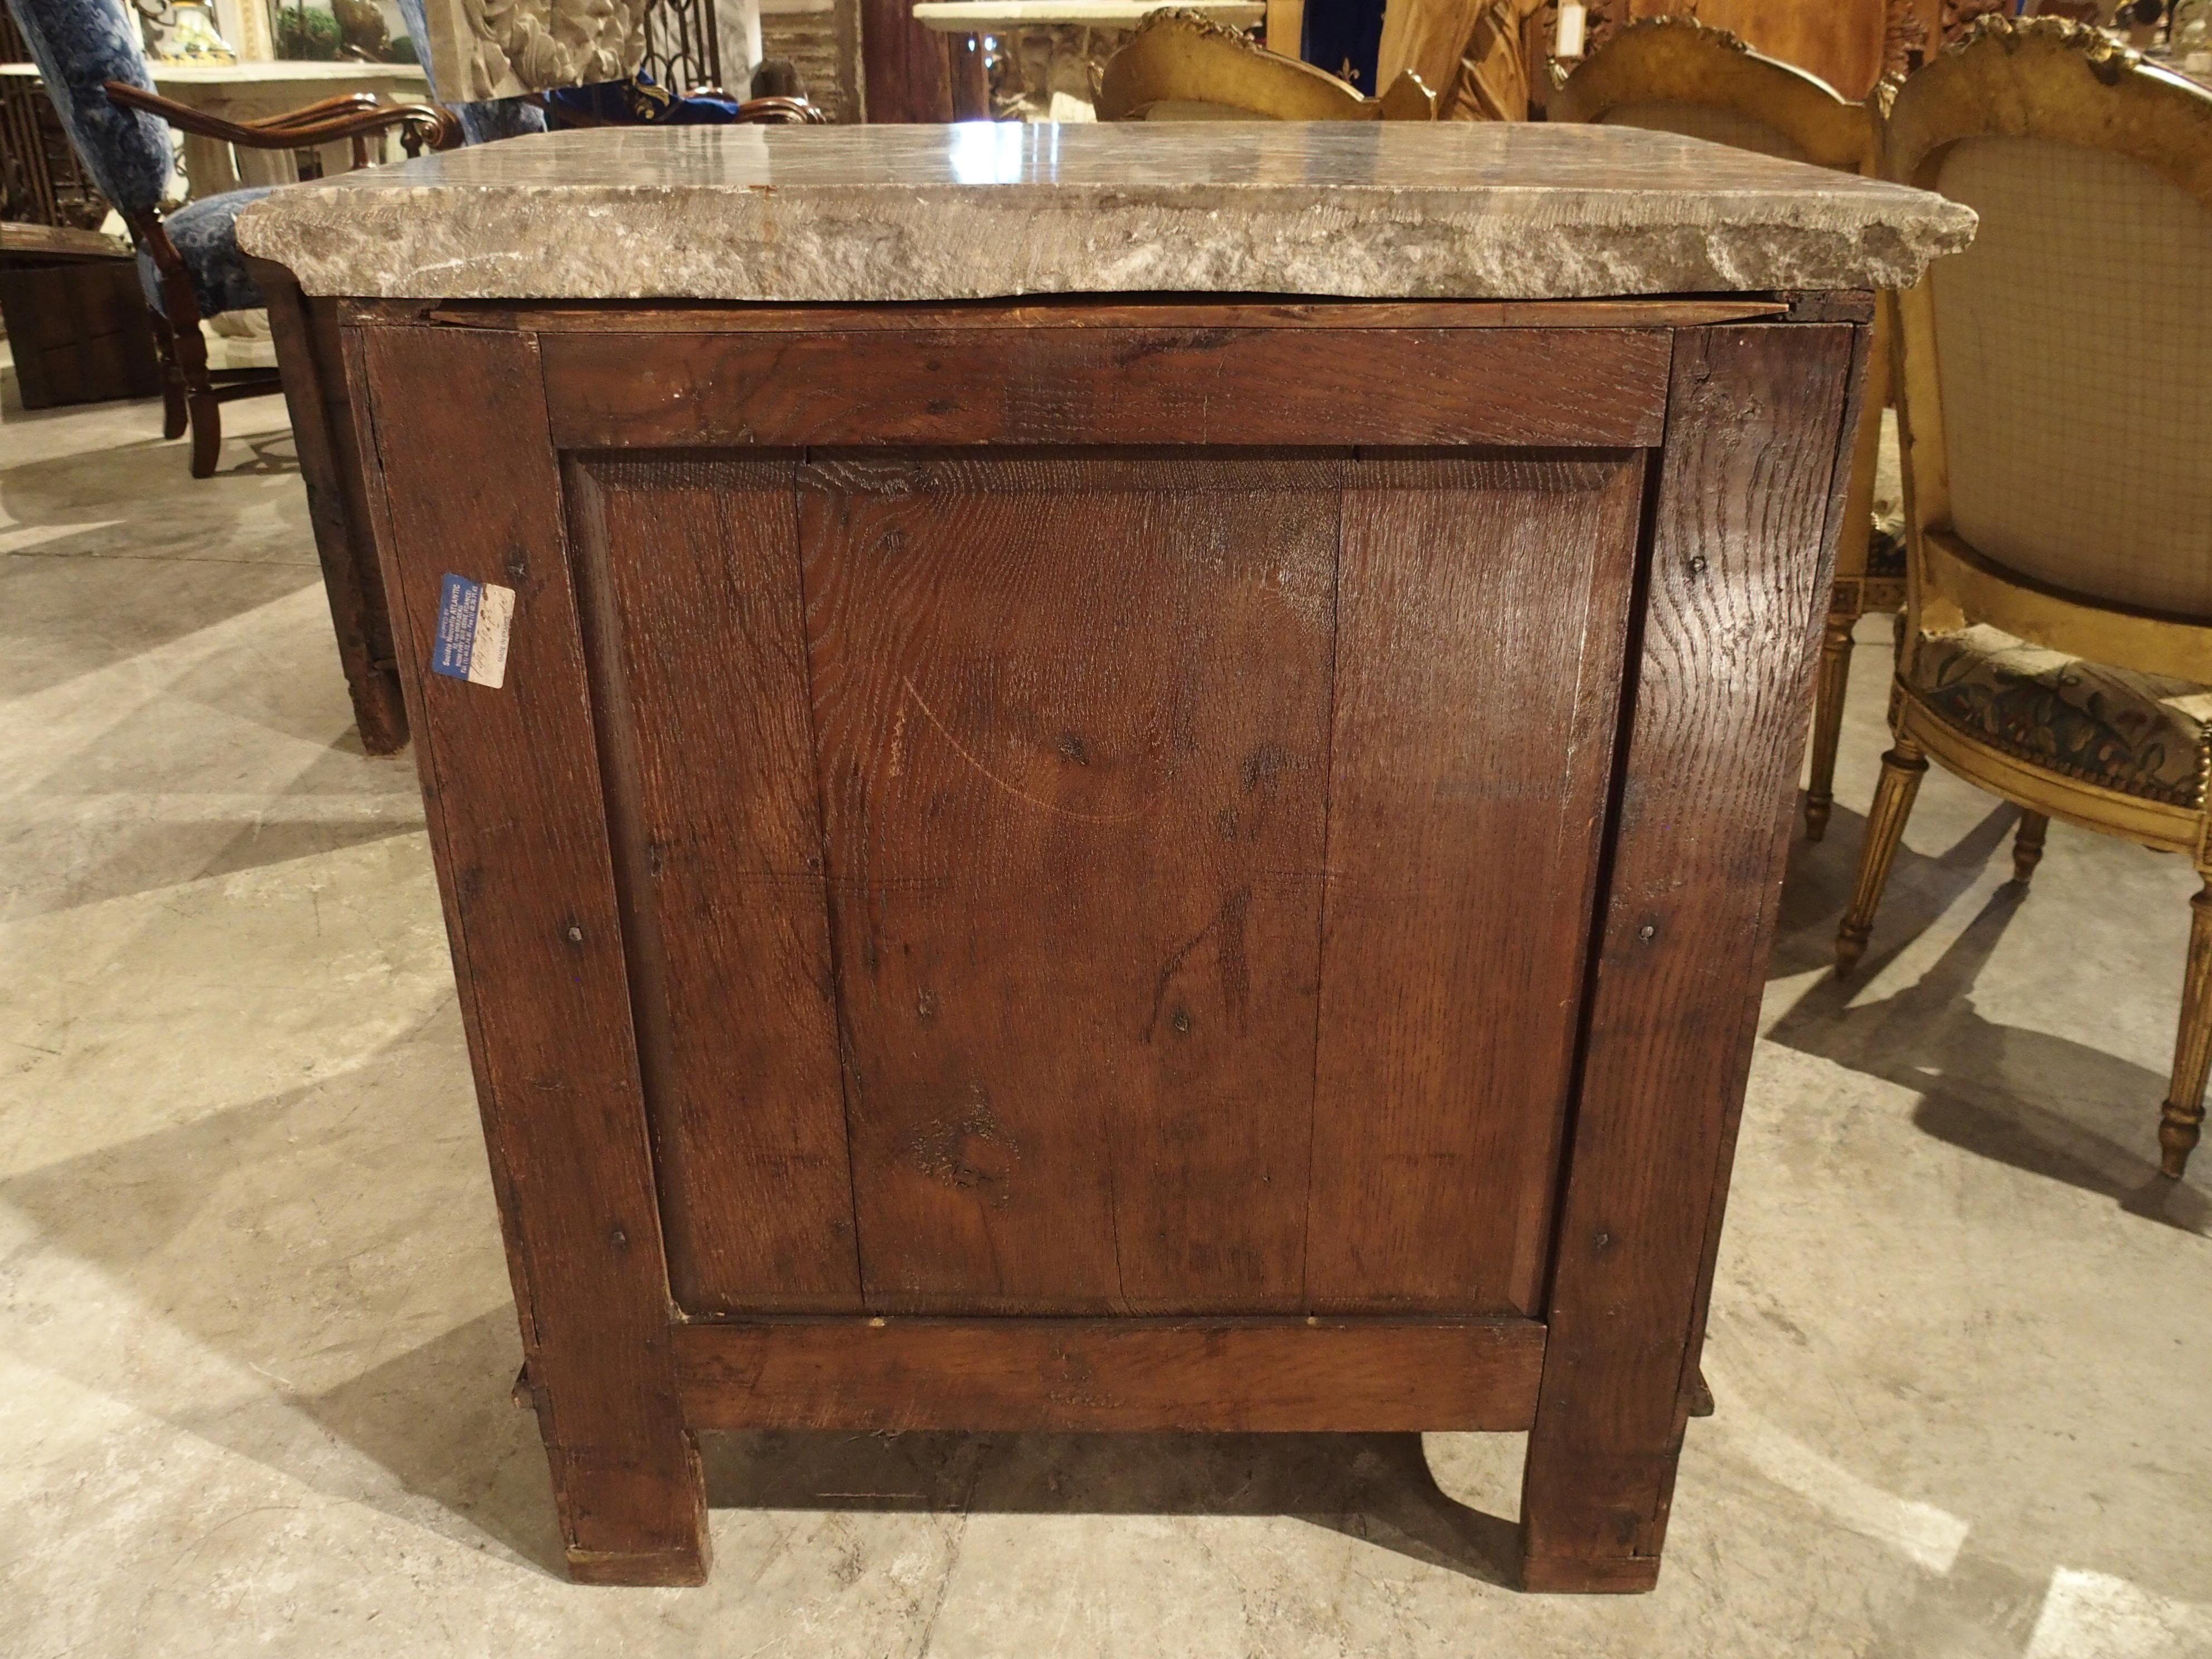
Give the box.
[2,0,455,474]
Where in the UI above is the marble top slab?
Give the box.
[236,122,1976,304]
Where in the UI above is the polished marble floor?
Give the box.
[2,368,2208,1658]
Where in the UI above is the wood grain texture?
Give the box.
[1519,321,1860,1593]
[246,259,406,755]
[674,1316,1546,1432]
[428,297,1792,333]
[799,453,1338,1315]
[1307,452,1647,1317]
[565,455,861,1316]
[539,328,1672,451]
[352,324,707,1584]
[860,0,953,121]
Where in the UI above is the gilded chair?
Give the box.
[1,0,455,478]
[1555,16,1895,842]
[1096,7,1437,119]
[1837,19,2212,1180]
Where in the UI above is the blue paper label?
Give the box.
[433,573,483,681]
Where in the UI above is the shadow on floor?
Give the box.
[0,427,302,563]
[1769,798,2206,1236]
[703,1427,1518,1587]
[3,1022,1520,1586]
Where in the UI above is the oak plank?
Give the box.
[565,455,863,1315]
[1307,452,1647,1317]
[352,324,707,1584]
[1518,321,1861,1593]
[428,296,1791,333]
[540,328,1672,450]
[799,452,1338,1314]
[674,1315,1546,1432]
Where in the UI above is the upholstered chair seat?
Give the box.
[135,186,275,319]
[1908,624,2212,808]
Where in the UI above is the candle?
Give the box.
[1557,1,1587,58]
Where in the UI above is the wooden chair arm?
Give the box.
[241,91,385,129]
[105,80,461,154]
[735,95,831,124]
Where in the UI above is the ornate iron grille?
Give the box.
[641,0,726,93]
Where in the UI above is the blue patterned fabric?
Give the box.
[3,0,173,213]
[394,0,549,142]
[137,187,272,318]
[544,74,767,125]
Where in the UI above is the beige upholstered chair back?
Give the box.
[1890,26,2212,617]
[1553,17,1878,175]
[1096,10,1437,121]
[1592,98,1807,161]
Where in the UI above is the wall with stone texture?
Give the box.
[761,0,864,120]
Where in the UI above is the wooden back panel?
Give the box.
[530,317,1668,1320]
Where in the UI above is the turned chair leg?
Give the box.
[1804,598,1860,842]
[1837,736,1926,972]
[2012,811,2049,886]
[187,390,224,478]
[167,321,225,478]
[147,308,190,440]
[2160,878,2212,1179]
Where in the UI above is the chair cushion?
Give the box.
[3,0,174,212]
[135,187,273,320]
[1908,623,2212,808]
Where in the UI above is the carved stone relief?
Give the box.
[425,0,651,101]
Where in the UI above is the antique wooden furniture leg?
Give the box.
[2011,810,2049,886]
[245,256,408,755]
[1806,596,1860,841]
[147,307,191,440]
[350,324,708,1581]
[1521,317,1865,1592]
[2162,877,2212,1178]
[1835,735,1927,973]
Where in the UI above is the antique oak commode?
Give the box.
[236,123,1971,1592]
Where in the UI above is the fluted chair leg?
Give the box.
[2160,879,2212,1179]
[1804,604,1858,842]
[2011,811,2049,886]
[1837,736,1926,973]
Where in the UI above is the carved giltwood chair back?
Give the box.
[1556,16,1891,842]
[1095,8,1437,120]
[1839,18,2212,1180]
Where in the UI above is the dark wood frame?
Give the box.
[331,289,1870,1592]
[239,258,412,754]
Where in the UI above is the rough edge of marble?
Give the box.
[237,182,1977,303]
